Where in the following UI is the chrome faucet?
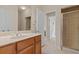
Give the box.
[16,33,22,37]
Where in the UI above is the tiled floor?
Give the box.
[42,39,76,54]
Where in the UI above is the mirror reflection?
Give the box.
[18,6,32,31]
[0,5,32,32]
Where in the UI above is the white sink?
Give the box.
[10,33,35,39]
[0,33,36,40]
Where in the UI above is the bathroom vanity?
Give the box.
[0,33,41,54]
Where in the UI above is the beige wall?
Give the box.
[0,5,18,31]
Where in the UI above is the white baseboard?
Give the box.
[63,47,79,54]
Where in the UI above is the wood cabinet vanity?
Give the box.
[0,43,16,54]
[17,37,34,54]
[0,35,41,54]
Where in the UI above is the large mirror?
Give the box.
[0,5,34,32]
[18,6,32,31]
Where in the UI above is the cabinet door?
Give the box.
[35,35,41,42]
[0,43,16,54]
[34,35,41,54]
[35,41,41,54]
[17,37,34,52]
[18,45,34,54]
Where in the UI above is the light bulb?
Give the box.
[20,6,26,10]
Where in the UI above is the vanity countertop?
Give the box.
[0,33,41,47]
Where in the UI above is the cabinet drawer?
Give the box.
[35,35,41,42]
[17,37,34,52]
[0,43,16,54]
[18,45,34,54]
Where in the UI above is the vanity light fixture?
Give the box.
[20,6,26,10]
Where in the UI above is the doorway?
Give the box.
[43,12,57,53]
[47,12,56,40]
[25,16,31,30]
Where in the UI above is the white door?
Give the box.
[47,12,56,40]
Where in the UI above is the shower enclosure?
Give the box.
[62,6,79,51]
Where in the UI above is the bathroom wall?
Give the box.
[41,5,72,50]
[36,7,46,46]
[0,5,18,31]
